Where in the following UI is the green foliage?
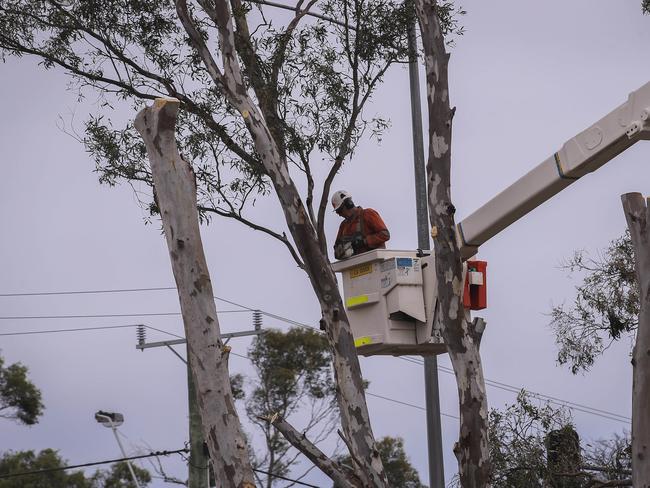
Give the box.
[0,0,464,245]
[487,392,572,488]
[0,449,91,488]
[375,437,427,488]
[237,328,336,486]
[550,232,638,373]
[0,354,44,425]
[475,392,631,488]
[90,461,151,488]
[0,450,151,488]
[335,436,426,488]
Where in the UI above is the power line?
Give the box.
[0,449,188,480]
[0,310,248,320]
[399,356,631,424]
[0,286,315,329]
[366,392,459,420]
[0,446,320,487]
[228,351,460,421]
[0,324,186,338]
[0,286,177,297]
[0,285,629,424]
[252,468,319,487]
[0,324,140,336]
[0,323,458,420]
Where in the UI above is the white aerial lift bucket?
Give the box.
[332,249,445,356]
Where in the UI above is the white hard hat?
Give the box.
[331,190,352,211]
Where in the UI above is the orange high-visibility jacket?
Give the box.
[334,207,390,257]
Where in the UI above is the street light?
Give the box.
[94,410,142,488]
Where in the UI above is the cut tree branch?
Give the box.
[260,413,359,488]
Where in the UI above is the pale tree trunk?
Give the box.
[134,98,256,488]
[415,0,491,486]
[621,192,650,488]
[174,1,388,485]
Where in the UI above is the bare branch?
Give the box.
[260,413,359,488]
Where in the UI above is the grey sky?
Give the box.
[1,1,649,486]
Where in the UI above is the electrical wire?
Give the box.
[0,286,315,329]
[0,446,320,487]
[0,286,177,297]
[0,449,188,480]
[0,285,630,424]
[399,356,631,424]
[0,324,185,339]
[0,324,140,336]
[0,310,248,320]
[227,351,460,420]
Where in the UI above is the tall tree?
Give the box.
[0,353,44,425]
[620,192,650,487]
[414,0,490,485]
[135,99,256,486]
[0,0,463,485]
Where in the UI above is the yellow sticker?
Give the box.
[354,336,373,347]
[349,263,373,279]
[346,295,369,308]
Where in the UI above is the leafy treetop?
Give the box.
[0,0,463,264]
[0,354,44,426]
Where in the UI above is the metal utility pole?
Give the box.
[136,321,265,488]
[407,14,446,488]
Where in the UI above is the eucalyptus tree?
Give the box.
[414,0,490,485]
[620,193,650,486]
[0,0,464,485]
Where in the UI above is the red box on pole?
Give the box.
[463,260,487,310]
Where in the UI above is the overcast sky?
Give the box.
[2,1,650,486]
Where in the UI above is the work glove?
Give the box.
[351,235,366,253]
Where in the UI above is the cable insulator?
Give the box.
[136,324,146,346]
[252,310,262,330]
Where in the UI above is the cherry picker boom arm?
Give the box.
[457,81,650,259]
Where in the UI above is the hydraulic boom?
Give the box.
[458,81,650,259]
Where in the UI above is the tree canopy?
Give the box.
[0,0,463,261]
[0,354,44,425]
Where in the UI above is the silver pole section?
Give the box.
[97,414,142,488]
[407,14,446,488]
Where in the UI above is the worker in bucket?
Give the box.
[332,190,390,260]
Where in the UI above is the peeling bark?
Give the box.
[172,1,389,485]
[621,192,650,488]
[415,0,491,486]
[135,98,255,488]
